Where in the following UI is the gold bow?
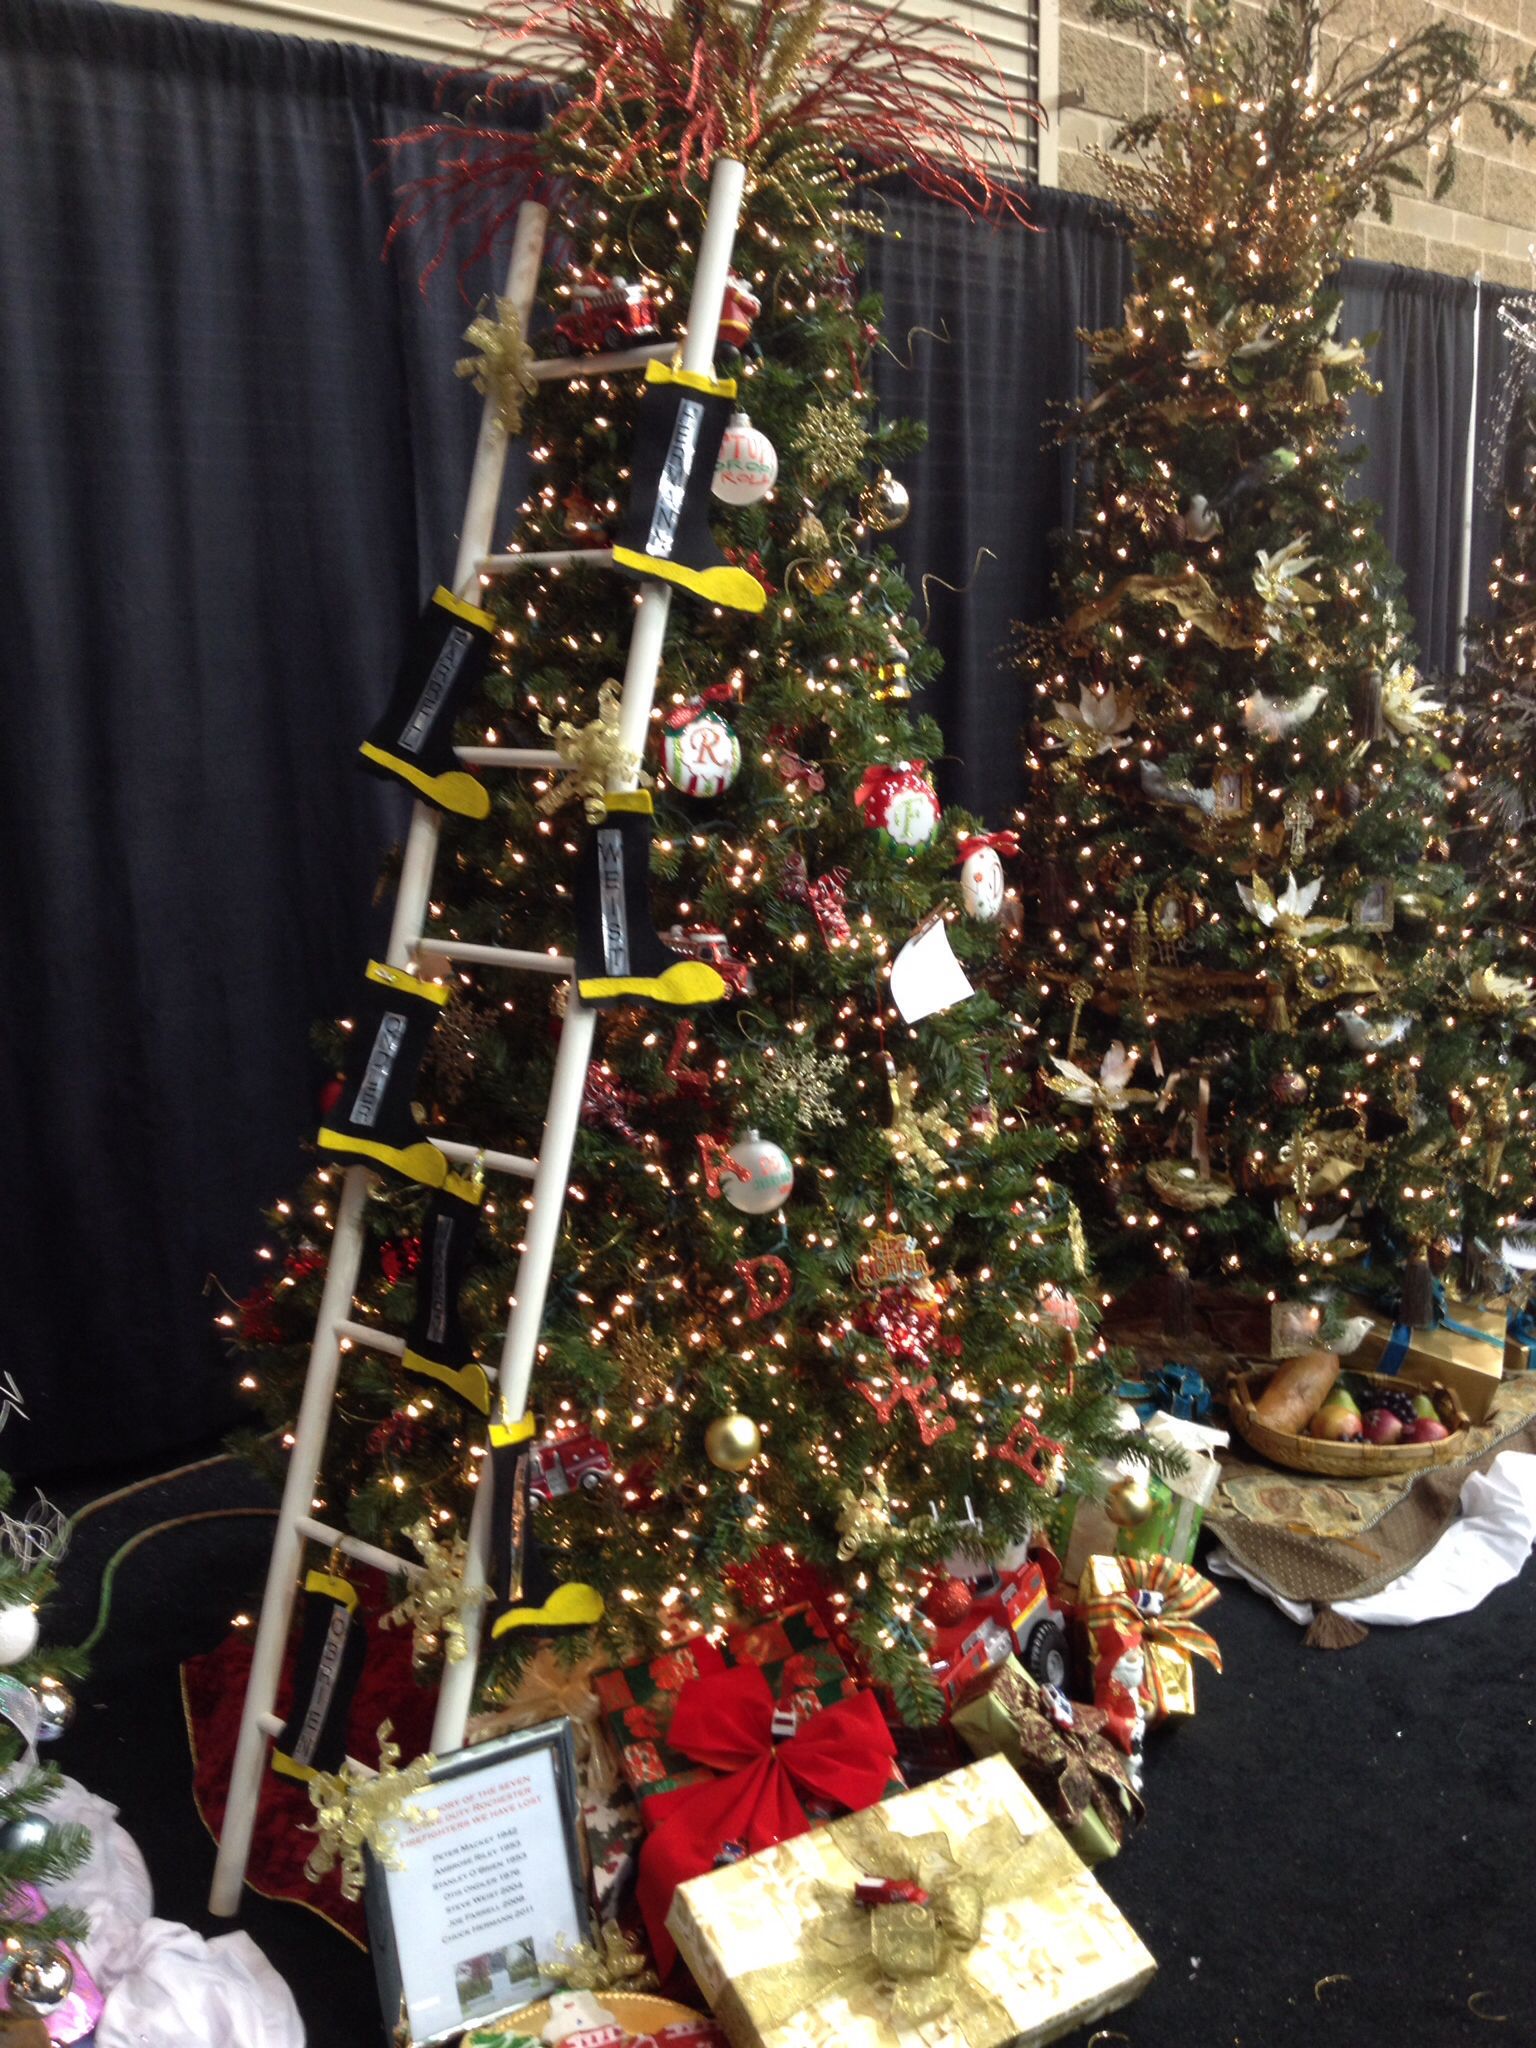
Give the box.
[727,1802,1081,2043]
[466,1646,619,1798]
[303,1723,435,1902]
[884,1065,962,1179]
[548,1922,658,1994]
[538,679,649,821]
[455,296,538,435]
[381,1516,483,1668]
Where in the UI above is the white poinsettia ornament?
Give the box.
[1044,1041,1156,1113]
[1252,537,1323,613]
[1048,681,1137,758]
[1236,871,1346,940]
[1381,660,1445,743]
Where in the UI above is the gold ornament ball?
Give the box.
[704,1413,762,1472]
[860,470,910,531]
[1104,1474,1155,1528]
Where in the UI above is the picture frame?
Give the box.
[1210,764,1252,818]
[1352,878,1395,932]
[366,1719,591,2048]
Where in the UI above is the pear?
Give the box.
[1318,1386,1361,1414]
[1411,1392,1438,1420]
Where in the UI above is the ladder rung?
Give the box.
[420,939,573,976]
[430,1138,537,1179]
[295,1516,424,1581]
[334,1320,405,1356]
[256,1710,373,1776]
[453,747,563,769]
[480,548,616,575]
[528,341,672,381]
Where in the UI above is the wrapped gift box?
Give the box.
[1077,1554,1221,1729]
[595,1609,863,1808]
[1351,1303,1509,1422]
[949,1659,1142,1867]
[667,1753,1155,2048]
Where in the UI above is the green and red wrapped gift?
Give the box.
[594,1608,901,1973]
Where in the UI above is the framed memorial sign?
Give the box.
[366,1719,590,2047]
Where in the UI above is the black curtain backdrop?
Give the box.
[0,0,1522,1472]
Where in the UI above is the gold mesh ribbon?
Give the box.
[724,1801,1082,2043]
[455,296,538,435]
[548,1922,659,1994]
[381,1516,483,1667]
[466,1646,619,1797]
[303,1722,435,1902]
[538,679,649,821]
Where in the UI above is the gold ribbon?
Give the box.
[538,679,649,821]
[380,1515,483,1668]
[303,1722,435,1902]
[725,1801,1081,2044]
[466,1646,619,1798]
[455,296,538,436]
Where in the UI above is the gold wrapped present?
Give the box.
[666,1754,1155,2048]
[1350,1301,1509,1422]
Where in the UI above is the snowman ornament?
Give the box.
[956,830,1018,923]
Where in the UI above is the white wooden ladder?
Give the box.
[209,157,748,1917]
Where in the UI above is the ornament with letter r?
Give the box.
[712,411,778,505]
[722,1130,794,1214]
[663,703,741,798]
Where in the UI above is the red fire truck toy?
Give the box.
[552,275,662,356]
[527,1431,613,1502]
[930,1556,1071,1706]
[662,924,754,996]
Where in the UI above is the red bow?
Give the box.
[956,830,1020,862]
[636,1663,895,1975]
[854,760,929,825]
[664,681,740,729]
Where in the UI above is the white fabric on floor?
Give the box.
[42,1776,304,2047]
[1209,1448,1536,1628]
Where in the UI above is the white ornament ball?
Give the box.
[0,1604,39,1668]
[663,707,741,798]
[722,1130,795,1215]
[960,845,1005,922]
[712,412,778,505]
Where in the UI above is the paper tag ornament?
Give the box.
[712,411,778,505]
[855,761,940,854]
[957,830,1018,922]
[890,915,976,1024]
[663,704,741,798]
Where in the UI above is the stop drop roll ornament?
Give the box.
[712,411,778,505]
[722,1130,795,1214]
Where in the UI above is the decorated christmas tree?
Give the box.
[1008,0,1536,1345]
[0,1478,90,2009]
[228,0,1142,1725]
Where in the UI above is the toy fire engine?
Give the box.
[552,275,662,356]
[930,1556,1070,1706]
[662,924,754,996]
[527,1431,613,1502]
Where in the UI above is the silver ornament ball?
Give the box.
[860,470,910,531]
[8,1941,73,2015]
[34,1676,74,1743]
[0,1815,52,1857]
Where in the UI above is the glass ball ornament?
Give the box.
[722,1130,794,1215]
[712,411,777,505]
[960,844,1005,922]
[0,1604,39,1668]
[1271,1067,1309,1106]
[921,1575,973,1628]
[1104,1474,1155,1528]
[8,1941,73,2016]
[859,469,910,531]
[0,1816,52,1857]
[33,1675,74,1743]
[704,1413,762,1471]
[662,705,740,798]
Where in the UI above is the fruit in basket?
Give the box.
[1367,1387,1418,1427]
[1411,1391,1438,1419]
[1406,1415,1450,1444]
[1253,1350,1341,1433]
[1309,1389,1364,1441]
[1362,1406,1404,1445]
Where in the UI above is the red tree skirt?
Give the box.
[181,1585,438,1947]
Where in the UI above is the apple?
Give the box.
[1407,1416,1450,1444]
[1362,1408,1404,1446]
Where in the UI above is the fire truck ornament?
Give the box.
[552,274,662,357]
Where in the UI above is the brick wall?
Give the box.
[1055,0,1536,285]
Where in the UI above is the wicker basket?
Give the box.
[1227,1367,1468,1476]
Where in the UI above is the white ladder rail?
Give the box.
[209,199,551,1919]
[431,155,750,1753]
[480,547,617,574]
